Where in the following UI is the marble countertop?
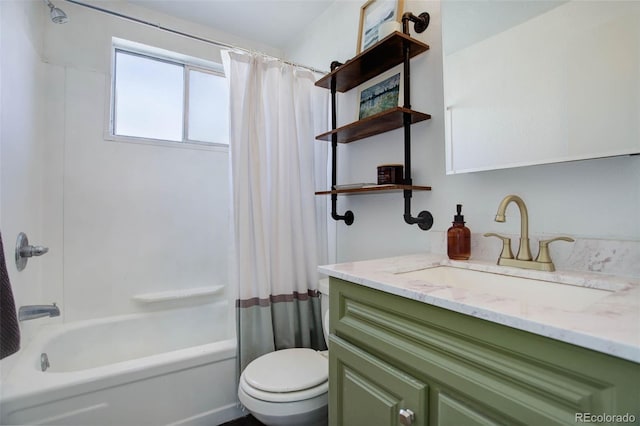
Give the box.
[319,253,640,363]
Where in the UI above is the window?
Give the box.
[111,42,229,146]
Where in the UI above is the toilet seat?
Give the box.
[240,348,328,403]
[240,374,328,403]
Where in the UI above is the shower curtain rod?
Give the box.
[63,0,329,75]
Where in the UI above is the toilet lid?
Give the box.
[243,348,328,393]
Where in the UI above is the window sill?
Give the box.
[104,133,229,152]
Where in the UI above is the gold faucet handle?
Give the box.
[483,233,514,259]
[535,236,575,264]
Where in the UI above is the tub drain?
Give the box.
[41,353,50,371]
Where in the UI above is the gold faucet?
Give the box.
[484,195,574,272]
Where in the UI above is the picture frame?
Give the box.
[357,0,405,54]
[357,66,404,120]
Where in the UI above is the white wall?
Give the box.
[285,0,640,263]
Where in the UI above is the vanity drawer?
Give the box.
[329,277,639,425]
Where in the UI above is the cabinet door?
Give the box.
[330,335,427,426]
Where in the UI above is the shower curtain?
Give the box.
[222,51,329,373]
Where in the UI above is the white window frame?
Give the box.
[107,38,229,151]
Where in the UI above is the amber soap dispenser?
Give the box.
[447,204,471,260]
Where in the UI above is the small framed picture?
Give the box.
[358,67,403,120]
[357,0,405,53]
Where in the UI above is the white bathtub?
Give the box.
[0,301,242,425]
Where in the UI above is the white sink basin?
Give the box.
[398,266,613,311]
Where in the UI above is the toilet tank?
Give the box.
[319,279,330,345]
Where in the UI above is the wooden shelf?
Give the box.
[315,32,429,93]
[316,107,431,144]
[316,185,431,196]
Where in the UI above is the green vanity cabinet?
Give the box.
[328,277,640,426]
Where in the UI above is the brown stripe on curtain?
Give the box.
[236,288,326,372]
[236,289,320,308]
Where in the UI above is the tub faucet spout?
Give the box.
[18,303,60,321]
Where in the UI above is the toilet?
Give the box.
[237,279,331,426]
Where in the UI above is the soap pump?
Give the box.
[447,204,471,260]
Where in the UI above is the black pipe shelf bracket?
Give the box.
[317,12,433,230]
[329,60,354,226]
[402,12,430,35]
[401,11,433,231]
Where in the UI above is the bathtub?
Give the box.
[0,301,242,425]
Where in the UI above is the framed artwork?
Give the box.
[358,67,403,120]
[357,0,404,53]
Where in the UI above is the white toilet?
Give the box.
[237,279,331,426]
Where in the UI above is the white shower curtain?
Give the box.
[222,51,329,372]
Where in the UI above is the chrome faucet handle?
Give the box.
[19,245,49,257]
[15,232,49,271]
[483,233,514,259]
[535,236,575,265]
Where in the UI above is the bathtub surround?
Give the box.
[0,232,20,359]
[0,0,55,370]
[33,0,284,324]
[224,50,329,372]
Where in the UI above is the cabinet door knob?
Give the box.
[399,408,415,425]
